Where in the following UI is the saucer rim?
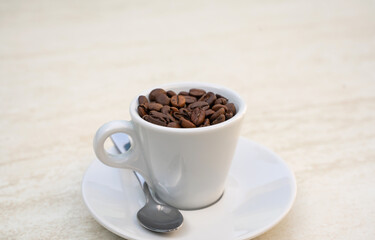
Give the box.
[82,137,297,240]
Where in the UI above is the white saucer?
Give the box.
[82,137,297,240]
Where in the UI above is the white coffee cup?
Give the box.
[93,82,246,210]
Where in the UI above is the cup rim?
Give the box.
[129,82,247,134]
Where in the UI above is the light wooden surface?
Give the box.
[1,0,375,239]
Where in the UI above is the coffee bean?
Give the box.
[179,108,191,118]
[180,117,196,128]
[199,92,216,106]
[205,109,215,117]
[149,88,166,101]
[166,113,176,123]
[189,88,206,98]
[143,115,167,126]
[189,101,209,109]
[203,118,210,127]
[142,102,149,111]
[171,95,186,108]
[184,95,197,104]
[138,105,148,117]
[179,91,189,96]
[173,112,184,120]
[212,104,228,112]
[150,110,168,122]
[210,108,225,122]
[161,105,171,115]
[216,94,227,100]
[214,97,227,105]
[148,102,163,111]
[170,107,179,113]
[155,93,170,105]
[166,90,177,97]
[212,114,225,125]
[226,103,236,115]
[191,108,205,126]
[160,106,178,122]
[138,95,148,105]
[225,111,233,120]
[151,109,175,123]
[167,122,181,128]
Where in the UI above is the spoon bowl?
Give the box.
[137,182,183,233]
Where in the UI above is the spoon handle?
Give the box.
[138,180,154,204]
[111,133,154,203]
[133,171,148,194]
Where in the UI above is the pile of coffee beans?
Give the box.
[137,88,236,128]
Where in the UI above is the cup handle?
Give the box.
[93,120,147,175]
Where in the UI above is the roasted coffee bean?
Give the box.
[149,88,166,101]
[179,91,189,96]
[170,107,179,113]
[210,108,225,122]
[165,109,177,122]
[166,90,177,97]
[167,122,181,128]
[173,112,184,120]
[189,101,209,109]
[225,111,233,120]
[172,108,189,120]
[191,108,205,126]
[180,117,196,128]
[199,92,216,106]
[138,105,148,117]
[203,118,210,127]
[150,109,175,123]
[150,110,168,121]
[206,92,217,106]
[161,105,171,115]
[155,93,170,105]
[138,95,148,105]
[171,95,186,108]
[166,113,176,123]
[142,102,149,110]
[179,108,191,118]
[214,97,227,105]
[226,103,236,115]
[212,104,228,112]
[205,109,215,117]
[212,114,225,125]
[184,95,197,104]
[143,115,167,126]
[189,88,206,98]
[216,94,228,100]
[148,102,163,111]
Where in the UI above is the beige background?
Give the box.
[1,0,375,239]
